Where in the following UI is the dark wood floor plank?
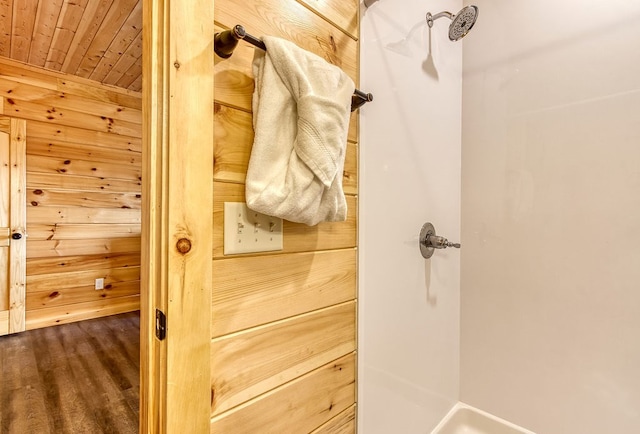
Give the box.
[0,331,50,433]
[0,312,140,433]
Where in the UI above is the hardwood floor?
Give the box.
[0,312,140,433]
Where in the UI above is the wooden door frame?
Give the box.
[0,117,26,336]
[141,0,214,432]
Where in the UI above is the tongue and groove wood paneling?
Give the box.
[0,0,142,92]
[0,57,141,330]
[212,0,359,432]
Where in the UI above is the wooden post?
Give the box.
[141,0,214,432]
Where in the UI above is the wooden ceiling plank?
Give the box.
[114,53,140,89]
[0,0,13,57]
[28,0,64,67]
[10,0,38,62]
[3,0,144,94]
[102,31,141,86]
[45,0,90,71]
[74,0,139,79]
[126,74,141,92]
[61,0,115,74]
[89,1,142,82]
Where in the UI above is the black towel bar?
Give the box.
[214,24,373,112]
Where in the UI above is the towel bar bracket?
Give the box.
[214,24,373,111]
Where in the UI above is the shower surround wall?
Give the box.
[359,0,462,432]
[461,0,640,432]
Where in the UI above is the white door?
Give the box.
[0,116,27,335]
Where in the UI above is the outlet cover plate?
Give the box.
[223,202,283,255]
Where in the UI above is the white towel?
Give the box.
[246,36,355,226]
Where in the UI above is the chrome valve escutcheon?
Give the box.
[419,222,460,259]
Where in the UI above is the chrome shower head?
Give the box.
[426,5,479,41]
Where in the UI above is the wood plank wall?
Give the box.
[212,0,359,432]
[0,57,142,330]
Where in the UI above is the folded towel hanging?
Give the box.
[214,25,373,111]
[242,34,354,226]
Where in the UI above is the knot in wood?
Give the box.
[173,61,181,69]
[176,238,192,254]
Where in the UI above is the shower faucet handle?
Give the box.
[419,222,460,258]
[425,234,460,249]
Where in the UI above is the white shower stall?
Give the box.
[359,0,640,432]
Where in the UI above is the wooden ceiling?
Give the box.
[0,0,142,92]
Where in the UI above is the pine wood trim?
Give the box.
[141,0,214,432]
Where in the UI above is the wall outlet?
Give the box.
[223,202,283,255]
[95,278,104,290]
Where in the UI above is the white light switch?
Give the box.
[95,278,104,290]
[223,202,283,255]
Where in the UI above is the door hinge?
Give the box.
[155,309,166,341]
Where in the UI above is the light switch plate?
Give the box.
[95,278,104,290]
[223,202,283,255]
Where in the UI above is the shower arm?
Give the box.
[426,11,454,27]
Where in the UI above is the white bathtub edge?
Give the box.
[430,402,537,434]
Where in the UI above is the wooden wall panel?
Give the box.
[27,237,141,258]
[27,189,141,209]
[211,302,355,416]
[26,154,141,180]
[27,266,140,292]
[213,182,357,258]
[26,252,140,275]
[0,57,141,329]
[296,0,359,40]
[212,0,360,431]
[212,249,356,337]
[27,206,141,224]
[2,98,141,137]
[25,294,139,329]
[26,280,140,308]
[27,223,140,240]
[214,0,357,81]
[27,172,141,194]
[210,353,356,434]
[0,77,142,123]
[311,406,357,434]
[27,136,141,166]
[27,121,142,152]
